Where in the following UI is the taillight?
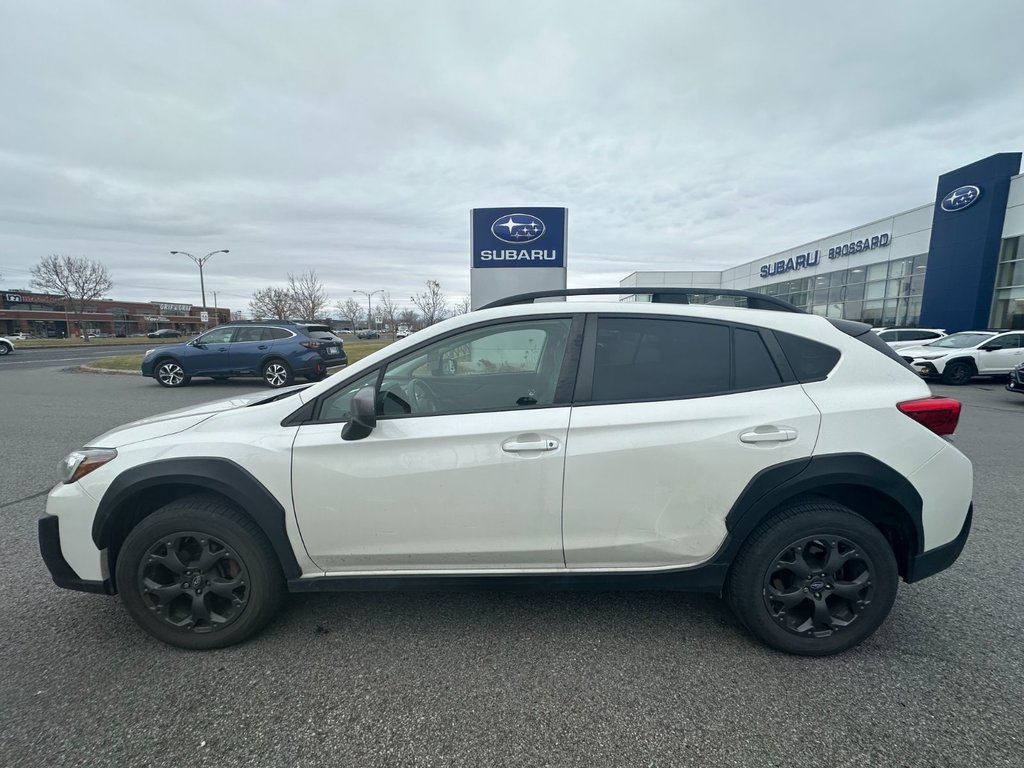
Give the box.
[300,340,320,349]
[897,397,961,436]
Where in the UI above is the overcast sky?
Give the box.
[1,1,1023,314]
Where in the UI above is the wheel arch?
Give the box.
[93,458,302,588]
[944,356,978,373]
[719,454,923,581]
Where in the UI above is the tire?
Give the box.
[262,359,293,388]
[154,359,191,387]
[726,499,898,656]
[941,360,974,385]
[0,342,10,356]
[114,495,286,650]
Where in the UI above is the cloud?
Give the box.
[1,0,1023,313]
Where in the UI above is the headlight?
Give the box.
[59,448,117,484]
[144,348,156,358]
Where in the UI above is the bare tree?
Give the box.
[249,287,295,320]
[338,297,364,329]
[377,292,399,334]
[451,295,472,316]
[30,255,112,340]
[411,280,447,326]
[398,308,420,329]
[288,269,329,320]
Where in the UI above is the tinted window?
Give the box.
[775,331,841,381]
[877,330,898,341]
[592,317,730,401]
[985,334,1023,350]
[265,328,292,340]
[900,330,939,341]
[734,328,782,389]
[235,326,265,342]
[319,370,380,421]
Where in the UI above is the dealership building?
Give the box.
[621,153,1024,332]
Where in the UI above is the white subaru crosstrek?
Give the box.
[39,288,973,656]
[899,330,1024,385]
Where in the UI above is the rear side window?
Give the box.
[265,328,292,341]
[235,326,265,342]
[734,328,782,389]
[774,332,841,381]
[591,317,730,401]
[878,330,898,342]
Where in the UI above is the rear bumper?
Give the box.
[906,504,972,583]
[38,515,113,595]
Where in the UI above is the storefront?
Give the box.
[621,153,1024,331]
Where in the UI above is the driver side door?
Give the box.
[290,315,580,572]
[181,326,236,375]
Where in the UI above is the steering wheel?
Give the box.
[407,378,439,414]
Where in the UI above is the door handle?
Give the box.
[740,428,797,444]
[217,347,228,351]
[258,345,268,350]
[502,439,559,453]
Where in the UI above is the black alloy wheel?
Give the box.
[136,532,250,634]
[762,535,875,637]
[942,361,973,385]
[726,499,898,656]
[115,496,285,649]
[155,359,190,387]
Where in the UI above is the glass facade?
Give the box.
[752,253,929,326]
[990,237,1024,330]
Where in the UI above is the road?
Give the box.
[0,342,155,371]
[0,364,1021,767]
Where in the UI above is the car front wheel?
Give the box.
[262,359,293,388]
[726,499,898,656]
[115,496,285,649]
[941,361,974,385]
[0,342,11,356]
[154,359,190,387]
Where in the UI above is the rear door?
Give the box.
[229,325,273,373]
[561,315,821,569]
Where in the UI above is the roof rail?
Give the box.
[480,287,804,313]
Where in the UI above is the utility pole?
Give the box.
[171,249,228,328]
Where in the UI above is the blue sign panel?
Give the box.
[920,153,1021,332]
[472,207,567,268]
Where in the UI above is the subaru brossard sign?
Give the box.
[472,207,567,268]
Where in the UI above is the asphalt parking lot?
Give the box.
[0,361,1021,767]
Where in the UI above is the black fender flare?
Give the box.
[93,457,302,579]
[713,452,924,567]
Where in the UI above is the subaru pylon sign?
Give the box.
[472,208,566,268]
[470,207,567,309]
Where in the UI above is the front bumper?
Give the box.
[38,515,113,594]
[1006,372,1024,394]
[909,360,940,378]
[905,504,972,583]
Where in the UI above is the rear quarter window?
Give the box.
[774,331,841,382]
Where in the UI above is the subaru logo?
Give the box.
[809,580,826,591]
[491,213,546,244]
[940,185,981,212]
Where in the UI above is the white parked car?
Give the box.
[39,288,973,656]
[899,330,1024,384]
[0,336,13,355]
[873,327,946,350]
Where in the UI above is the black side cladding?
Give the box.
[827,318,914,368]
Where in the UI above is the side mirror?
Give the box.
[979,345,998,352]
[341,385,377,441]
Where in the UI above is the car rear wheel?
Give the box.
[155,359,190,387]
[941,361,974,385]
[0,342,10,356]
[262,359,293,388]
[726,499,898,656]
[115,496,285,649]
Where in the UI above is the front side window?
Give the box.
[375,318,573,416]
[985,334,1023,350]
[195,327,234,345]
[318,370,381,422]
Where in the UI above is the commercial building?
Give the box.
[0,290,231,337]
[621,153,1024,331]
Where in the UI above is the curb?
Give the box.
[76,366,142,378]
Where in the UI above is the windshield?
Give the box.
[926,332,994,348]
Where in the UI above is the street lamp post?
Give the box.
[171,249,228,328]
[353,289,383,333]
